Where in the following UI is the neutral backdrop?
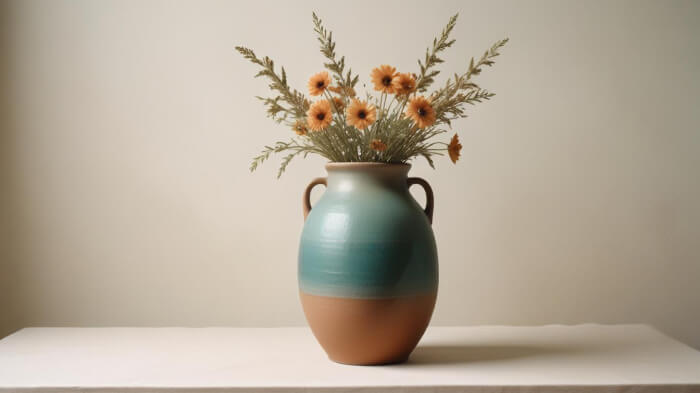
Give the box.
[1,0,699,348]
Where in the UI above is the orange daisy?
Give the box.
[370,139,387,152]
[448,133,462,164]
[392,72,416,96]
[292,120,308,136]
[328,97,345,111]
[405,96,436,128]
[307,71,331,96]
[346,99,376,130]
[306,100,333,131]
[371,65,397,94]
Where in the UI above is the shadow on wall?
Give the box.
[0,0,19,339]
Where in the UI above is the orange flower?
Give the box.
[371,65,397,94]
[328,97,345,111]
[392,72,416,96]
[346,99,376,130]
[448,133,462,164]
[292,120,308,136]
[405,96,436,128]
[307,71,331,96]
[306,100,333,131]
[370,139,387,152]
[328,85,356,97]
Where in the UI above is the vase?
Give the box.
[298,162,438,365]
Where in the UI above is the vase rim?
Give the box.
[325,162,411,170]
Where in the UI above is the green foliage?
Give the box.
[415,14,458,93]
[235,46,309,123]
[431,38,509,126]
[312,12,359,91]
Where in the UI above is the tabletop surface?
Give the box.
[1,325,699,393]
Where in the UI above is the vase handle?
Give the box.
[407,177,434,224]
[303,177,327,220]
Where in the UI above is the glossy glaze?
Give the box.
[298,163,439,364]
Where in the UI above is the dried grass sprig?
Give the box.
[312,12,359,94]
[415,14,458,93]
[235,46,309,123]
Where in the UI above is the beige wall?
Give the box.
[1,0,17,338]
[1,0,699,347]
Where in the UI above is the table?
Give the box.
[1,325,699,392]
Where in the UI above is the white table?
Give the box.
[1,325,699,392]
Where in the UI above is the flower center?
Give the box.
[418,108,427,117]
[316,113,325,120]
[358,110,366,119]
[382,76,392,86]
[316,81,325,88]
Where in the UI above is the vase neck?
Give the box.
[325,163,411,191]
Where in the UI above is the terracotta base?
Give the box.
[300,291,437,365]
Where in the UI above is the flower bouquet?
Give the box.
[236,13,508,177]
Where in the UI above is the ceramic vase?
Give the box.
[298,162,438,365]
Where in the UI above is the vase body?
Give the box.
[298,163,438,365]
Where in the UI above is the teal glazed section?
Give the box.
[299,163,438,299]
